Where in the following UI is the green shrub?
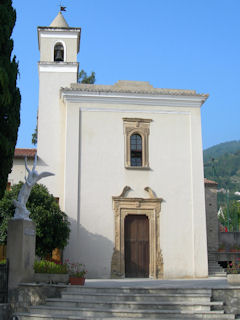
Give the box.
[34,260,68,274]
[0,259,6,265]
[0,183,70,258]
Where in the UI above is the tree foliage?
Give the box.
[32,126,37,145]
[0,183,70,258]
[218,200,240,232]
[78,69,96,84]
[204,149,240,192]
[0,0,21,200]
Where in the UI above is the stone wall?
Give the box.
[205,180,219,252]
[8,283,67,314]
[212,288,240,315]
[219,232,240,250]
[0,304,10,320]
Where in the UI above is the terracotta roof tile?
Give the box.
[14,148,37,158]
[204,178,218,186]
[61,81,209,98]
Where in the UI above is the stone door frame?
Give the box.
[111,191,163,279]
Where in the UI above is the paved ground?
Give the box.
[84,277,240,289]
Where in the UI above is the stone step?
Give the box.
[208,261,227,277]
[65,286,213,295]
[208,262,224,267]
[13,286,234,319]
[208,272,227,277]
[208,265,225,269]
[45,298,223,311]
[209,269,225,273]
[15,314,237,320]
[15,309,236,319]
[208,263,224,268]
[61,291,212,303]
[208,269,226,273]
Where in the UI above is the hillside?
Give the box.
[203,140,240,163]
[203,141,240,192]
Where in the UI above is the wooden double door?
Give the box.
[124,215,149,278]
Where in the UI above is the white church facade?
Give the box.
[9,12,210,279]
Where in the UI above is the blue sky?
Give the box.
[12,0,240,150]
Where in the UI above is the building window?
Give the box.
[54,43,64,62]
[130,134,142,166]
[123,118,152,169]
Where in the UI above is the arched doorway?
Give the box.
[125,214,149,277]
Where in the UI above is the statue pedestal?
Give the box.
[7,219,36,289]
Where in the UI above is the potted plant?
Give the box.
[227,260,240,284]
[34,259,69,284]
[230,244,240,253]
[66,261,87,285]
[218,243,225,252]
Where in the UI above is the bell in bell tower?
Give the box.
[54,42,64,62]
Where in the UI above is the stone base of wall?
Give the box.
[8,283,67,315]
[212,288,240,315]
[0,303,11,320]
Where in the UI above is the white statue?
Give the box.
[13,154,54,220]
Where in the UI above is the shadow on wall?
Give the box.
[64,217,114,279]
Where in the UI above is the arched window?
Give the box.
[130,134,142,166]
[54,43,64,62]
[123,118,152,168]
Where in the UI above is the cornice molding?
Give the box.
[40,31,79,39]
[79,107,190,115]
[38,62,78,73]
[61,90,206,108]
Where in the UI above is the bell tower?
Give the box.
[37,12,81,203]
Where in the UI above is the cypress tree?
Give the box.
[0,0,21,199]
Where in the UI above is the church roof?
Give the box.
[64,81,209,98]
[50,12,69,28]
[204,178,218,186]
[14,148,37,159]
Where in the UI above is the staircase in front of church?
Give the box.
[208,252,227,277]
[14,286,235,319]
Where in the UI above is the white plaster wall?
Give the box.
[37,71,73,204]
[63,101,207,279]
[8,158,34,186]
[39,33,78,62]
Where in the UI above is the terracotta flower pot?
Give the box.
[69,276,85,285]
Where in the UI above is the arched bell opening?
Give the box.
[54,42,64,62]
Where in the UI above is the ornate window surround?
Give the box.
[111,186,163,279]
[123,118,152,169]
